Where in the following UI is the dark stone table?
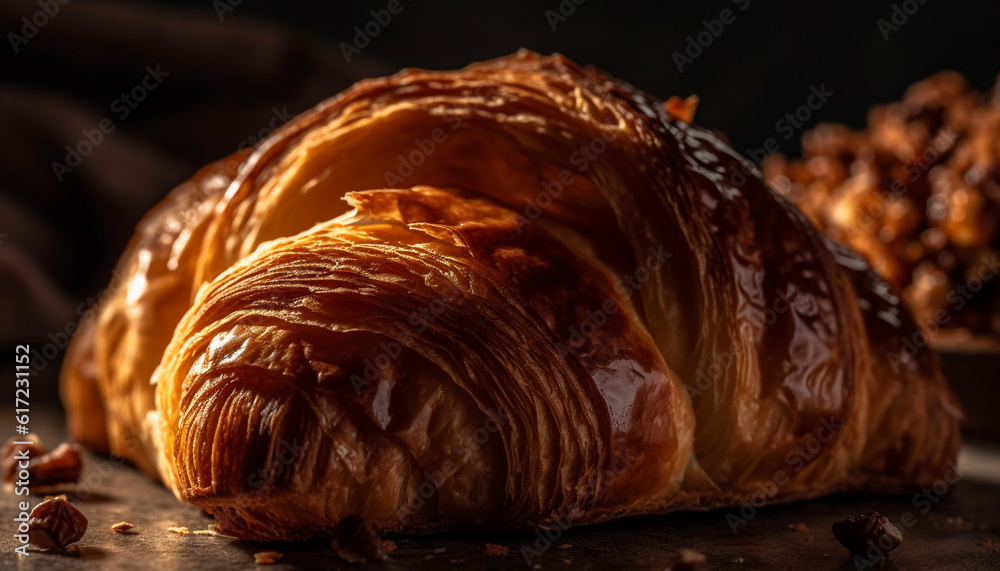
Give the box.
[3,413,999,570]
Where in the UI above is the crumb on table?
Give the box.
[167,526,189,535]
[484,543,509,556]
[111,521,134,533]
[788,522,809,533]
[254,551,283,565]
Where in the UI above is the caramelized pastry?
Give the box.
[60,52,961,540]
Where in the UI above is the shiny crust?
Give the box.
[60,51,961,540]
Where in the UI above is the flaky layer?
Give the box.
[154,188,692,538]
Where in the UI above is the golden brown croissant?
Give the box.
[60,51,961,541]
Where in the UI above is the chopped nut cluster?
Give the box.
[832,511,903,558]
[764,72,1000,341]
[2,435,85,487]
[2,434,47,482]
[27,497,88,549]
[28,443,84,487]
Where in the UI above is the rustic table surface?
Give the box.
[3,412,999,570]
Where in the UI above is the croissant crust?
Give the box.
[60,51,961,540]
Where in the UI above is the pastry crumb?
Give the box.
[674,548,709,571]
[208,524,231,537]
[433,547,447,554]
[111,522,134,533]
[484,543,508,556]
[558,543,572,549]
[254,551,283,565]
[984,538,1000,554]
[382,539,398,554]
[167,526,189,535]
[788,522,809,533]
[192,529,216,536]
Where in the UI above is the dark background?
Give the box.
[1,0,998,399]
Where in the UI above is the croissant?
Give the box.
[60,51,961,541]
